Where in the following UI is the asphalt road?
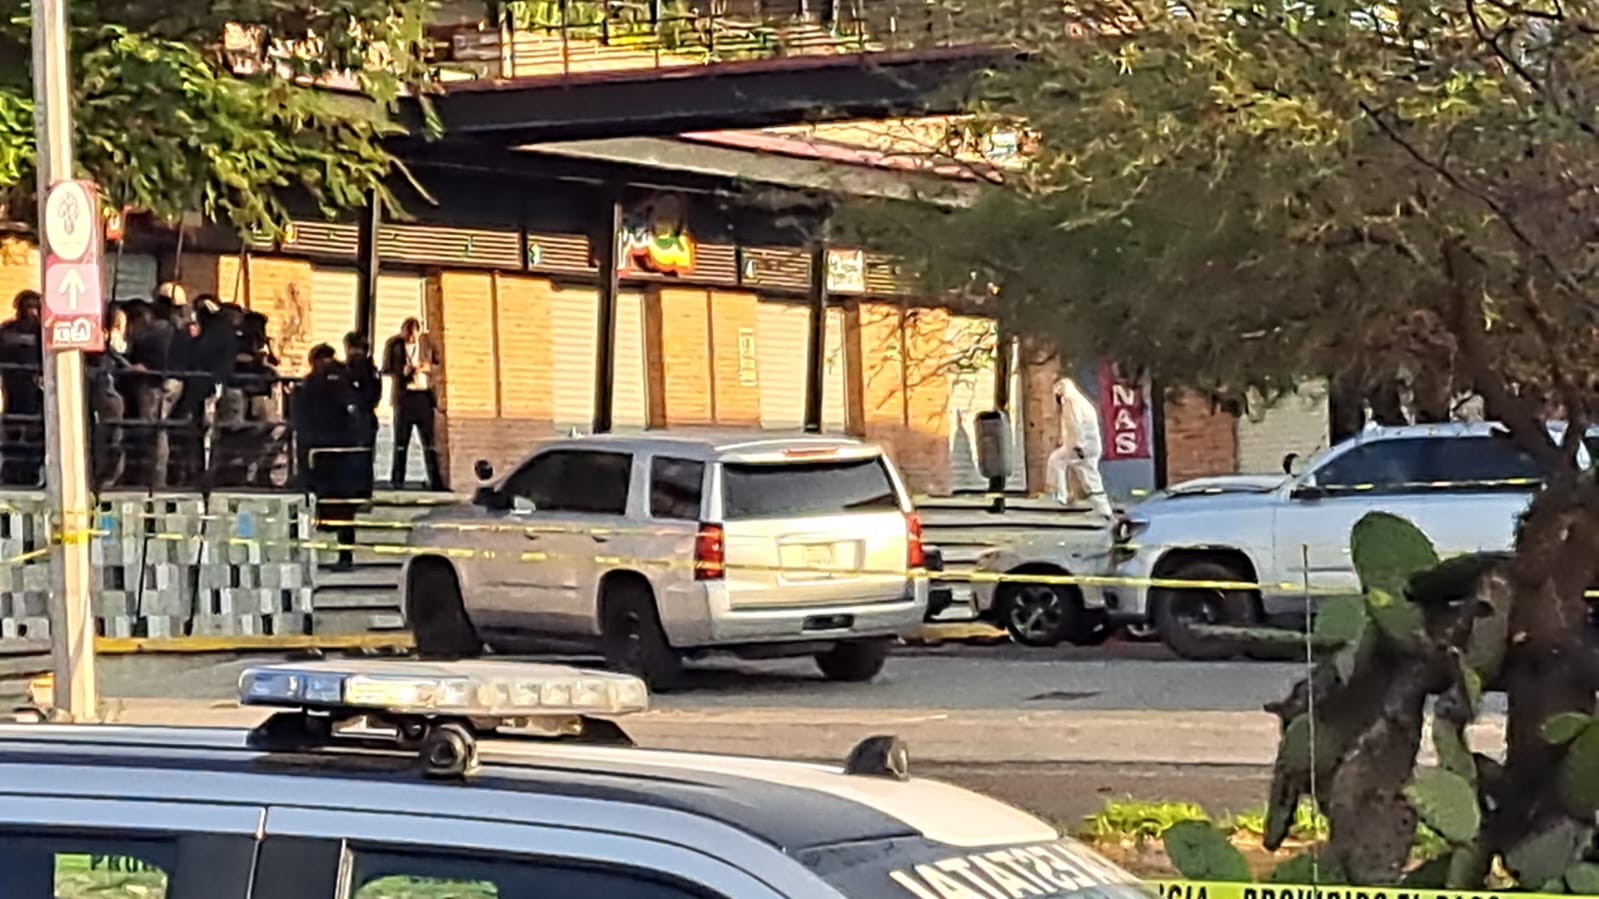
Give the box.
[96,643,1472,824]
[101,642,1314,711]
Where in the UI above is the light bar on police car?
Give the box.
[238,660,649,717]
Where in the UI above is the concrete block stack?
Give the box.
[0,490,318,641]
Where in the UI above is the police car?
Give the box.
[0,661,1148,899]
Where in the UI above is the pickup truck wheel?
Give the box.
[995,582,1104,647]
[600,584,683,691]
[1153,561,1258,661]
[814,639,892,682]
[406,563,482,659]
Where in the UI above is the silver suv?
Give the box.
[401,433,928,685]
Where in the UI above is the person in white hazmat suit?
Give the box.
[1046,376,1114,517]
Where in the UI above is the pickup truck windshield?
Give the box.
[799,836,1153,899]
[722,458,899,520]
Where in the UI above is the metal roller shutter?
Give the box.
[308,268,359,356]
[756,301,849,432]
[757,301,807,430]
[373,275,427,487]
[613,291,648,431]
[824,306,848,431]
[1236,380,1330,473]
[549,285,598,434]
[946,315,995,492]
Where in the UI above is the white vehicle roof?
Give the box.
[518,431,885,465]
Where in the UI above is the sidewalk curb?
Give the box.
[93,633,415,655]
[86,625,993,655]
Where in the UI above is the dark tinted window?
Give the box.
[722,458,899,520]
[0,831,249,899]
[1313,438,1433,490]
[1427,436,1543,486]
[650,457,705,520]
[350,849,709,899]
[502,450,632,515]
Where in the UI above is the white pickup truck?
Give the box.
[1106,422,1591,659]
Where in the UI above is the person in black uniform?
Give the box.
[296,344,363,570]
[343,331,382,474]
[0,291,44,486]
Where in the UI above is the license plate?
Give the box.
[803,544,834,567]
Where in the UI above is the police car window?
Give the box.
[650,457,705,521]
[1312,438,1433,490]
[503,450,633,515]
[350,850,713,899]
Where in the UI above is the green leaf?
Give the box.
[1559,723,1599,814]
[1313,594,1369,647]
[1563,862,1599,894]
[1350,512,1439,596]
[1403,768,1481,844]
[1506,821,1591,888]
[1269,850,1322,884]
[1433,723,1475,782]
[1543,712,1595,746]
[1369,592,1426,648]
[1161,820,1251,883]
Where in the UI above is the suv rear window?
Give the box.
[721,458,899,520]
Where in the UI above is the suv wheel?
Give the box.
[814,639,892,682]
[994,582,1111,647]
[600,582,684,690]
[1152,560,1259,661]
[406,562,482,659]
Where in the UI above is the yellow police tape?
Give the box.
[1153,882,1574,899]
[6,525,1599,598]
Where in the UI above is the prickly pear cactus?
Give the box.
[1259,512,1512,886]
[1162,820,1250,883]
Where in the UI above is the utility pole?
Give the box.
[34,0,100,721]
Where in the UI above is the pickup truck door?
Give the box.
[1272,437,1435,600]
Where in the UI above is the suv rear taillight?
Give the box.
[907,512,925,569]
[695,523,726,581]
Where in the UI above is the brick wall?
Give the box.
[427,271,563,489]
[1164,390,1238,483]
[847,301,955,495]
[0,238,38,302]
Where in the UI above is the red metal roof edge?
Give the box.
[437,43,1011,94]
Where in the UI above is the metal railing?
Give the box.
[0,363,392,496]
[440,0,1032,81]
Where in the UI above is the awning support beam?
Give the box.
[355,194,381,341]
[803,236,829,434]
[592,196,623,435]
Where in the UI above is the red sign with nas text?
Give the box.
[1098,361,1150,461]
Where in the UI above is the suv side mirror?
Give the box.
[1281,452,1299,476]
[474,459,495,482]
[1290,474,1326,501]
[472,485,509,510]
[974,411,1011,481]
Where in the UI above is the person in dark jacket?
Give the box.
[0,290,43,485]
[126,296,178,487]
[88,303,134,488]
[381,317,444,490]
[344,331,382,487]
[296,344,366,570]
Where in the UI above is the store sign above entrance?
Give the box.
[826,248,866,294]
[621,194,694,276]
